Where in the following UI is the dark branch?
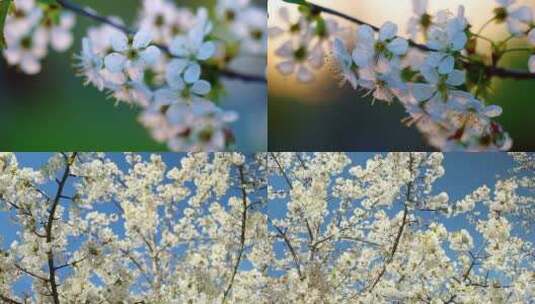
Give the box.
[222,165,248,303]
[0,295,22,304]
[56,0,266,83]
[45,152,77,304]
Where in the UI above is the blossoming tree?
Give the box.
[270,0,535,151]
[0,0,267,151]
[1,152,534,303]
[267,152,534,303]
[0,152,267,303]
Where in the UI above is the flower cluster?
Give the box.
[76,0,266,151]
[0,152,268,303]
[270,0,535,151]
[2,0,75,74]
[1,152,534,303]
[266,152,535,303]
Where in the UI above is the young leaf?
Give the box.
[0,0,12,49]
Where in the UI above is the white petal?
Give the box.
[297,65,314,83]
[276,60,295,75]
[20,55,41,74]
[357,25,375,45]
[528,29,535,45]
[110,31,128,52]
[196,41,215,60]
[352,48,373,67]
[450,32,467,51]
[275,41,294,58]
[379,21,397,41]
[387,38,408,55]
[154,88,178,106]
[191,80,211,95]
[411,83,436,101]
[529,55,535,73]
[50,28,73,51]
[507,19,528,36]
[184,63,201,84]
[482,105,503,118]
[510,6,532,22]
[446,69,465,86]
[133,30,152,49]
[438,56,455,75]
[169,37,188,57]
[104,53,127,73]
[140,45,161,65]
[421,65,440,84]
[413,0,428,15]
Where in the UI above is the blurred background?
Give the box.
[268,0,535,151]
[0,0,266,151]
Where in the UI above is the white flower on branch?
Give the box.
[271,1,532,152]
[494,0,533,35]
[104,30,161,75]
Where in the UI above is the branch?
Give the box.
[307,2,535,80]
[45,152,77,304]
[56,0,266,83]
[54,256,87,271]
[273,224,304,280]
[222,166,248,303]
[14,263,49,282]
[367,154,413,293]
[0,295,22,304]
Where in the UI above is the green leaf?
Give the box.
[0,0,12,49]
[282,0,308,4]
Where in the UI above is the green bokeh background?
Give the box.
[0,0,267,151]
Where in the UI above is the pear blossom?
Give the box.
[494,0,533,35]
[407,0,432,39]
[3,29,47,74]
[352,23,408,68]
[104,29,161,75]
[275,34,323,83]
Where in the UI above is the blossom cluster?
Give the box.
[79,0,266,152]
[269,0,535,151]
[0,152,534,303]
[2,0,267,152]
[0,152,268,303]
[2,0,75,74]
[266,152,535,303]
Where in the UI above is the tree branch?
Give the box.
[367,154,414,293]
[45,152,77,304]
[222,165,248,303]
[14,263,49,282]
[307,2,535,80]
[56,0,266,83]
[0,295,22,304]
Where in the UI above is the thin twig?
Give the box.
[56,0,266,83]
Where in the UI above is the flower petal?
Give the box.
[110,31,128,52]
[191,80,211,95]
[104,53,127,73]
[133,30,152,49]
